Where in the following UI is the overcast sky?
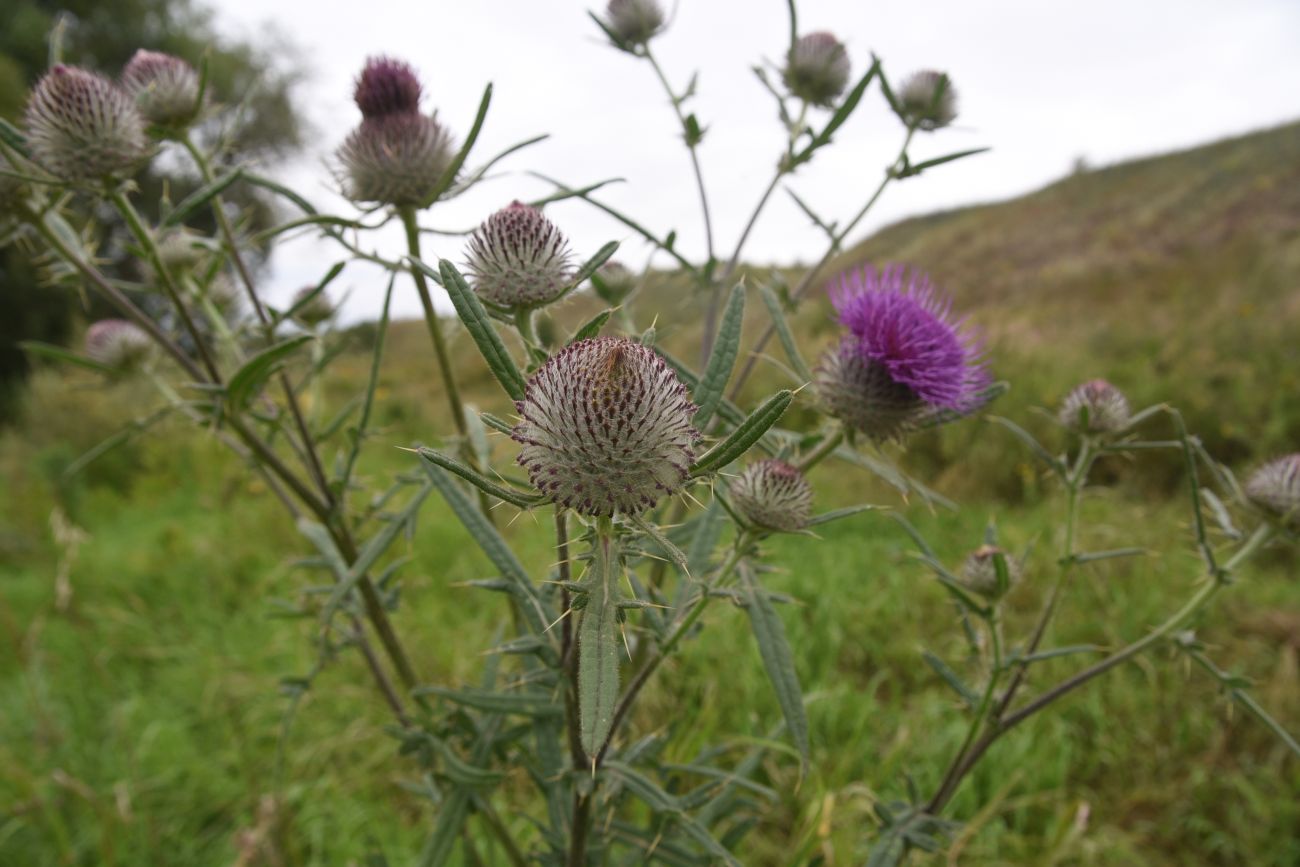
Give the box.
[209,0,1300,322]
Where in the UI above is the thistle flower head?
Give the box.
[513,337,699,516]
[85,319,153,371]
[731,459,813,532]
[604,0,666,47]
[1059,379,1130,434]
[898,69,958,131]
[783,32,851,108]
[336,113,454,207]
[292,286,335,327]
[1245,454,1300,528]
[353,56,422,120]
[816,266,987,440]
[121,50,201,130]
[590,260,637,305]
[204,273,243,313]
[157,229,209,271]
[960,544,1020,599]
[25,65,148,183]
[466,201,575,310]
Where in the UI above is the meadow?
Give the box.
[2,121,1299,865]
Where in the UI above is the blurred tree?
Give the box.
[0,0,305,423]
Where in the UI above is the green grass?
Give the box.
[3,122,1300,865]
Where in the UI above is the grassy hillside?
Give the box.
[2,123,1298,865]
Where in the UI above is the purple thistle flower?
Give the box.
[353,56,422,120]
[817,266,987,440]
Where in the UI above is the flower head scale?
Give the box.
[466,201,574,311]
[604,0,666,47]
[512,337,700,517]
[25,65,148,183]
[1059,379,1130,434]
[353,56,422,120]
[783,32,851,108]
[1245,454,1300,528]
[336,113,454,206]
[898,69,958,131]
[85,319,153,370]
[731,459,813,532]
[121,50,201,130]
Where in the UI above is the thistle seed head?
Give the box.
[466,201,575,310]
[25,65,148,183]
[353,56,422,120]
[337,113,455,206]
[292,286,335,327]
[783,32,851,108]
[85,319,153,370]
[898,70,958,131]
[121,50,201,130]
[960,544,1019,599]
[605,0,666,47]
[1245,454,1300,528]
[513,337,700,516]
[731,459,813,532]
[1059,379,1130,434]
[590,260,637,305]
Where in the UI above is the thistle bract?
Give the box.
[604,0,666,47]
[816,266,986,440]
[513,337,699,516]
[292,286,335,327]
[354,56,421,120]
[466,201,574,310]
[783,32,851,108]
[731,459,813,532]
[590,261,637,305]
[1245,454,1300,528]
[337,113,454,207]
[85,319,152,371]
[960,544,1019,599]
[898,70,958,131]
[1059,379,1130,434]
[121,50,201,130]
[25,65,148,183]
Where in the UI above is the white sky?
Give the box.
[208,0,1300,322]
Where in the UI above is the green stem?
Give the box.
[796,427,845,472]
[644,47,714,264]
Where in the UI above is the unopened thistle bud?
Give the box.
[157,229,208,271]
[604,0,666,47]
[783,32,851,108]
[815,266,987,441]
[1245,454,1300,528]
[292,286,335,327]
[466,201,575,310]
[898,70,958,131]
[353,56,422,120]
[1059,379,1130,434]
[25,65,148,183]
[337,113,455,207]
[960,544,1019,599]
[731,459,813,532]
[513,337,699,516]
[203,273,243,313]
[590,261,638,305]
[85,319,153,370]
[121,50,201,131]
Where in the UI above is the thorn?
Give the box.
[543,607,573,633]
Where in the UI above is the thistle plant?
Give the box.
[4,4,1295,865]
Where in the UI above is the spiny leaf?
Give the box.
[579,532,621,757]
[921,650,979,710]
[416,447,543,509]
[694,281,746,428]
[691,390,793,475]
[569,308,614,344]
[412,685,561,717]
[19,340,116,375]
[758,281,814,383]
[161,167,243,228]
[226,334,314,410]
[740,567,810,760]
[420,258,526,400]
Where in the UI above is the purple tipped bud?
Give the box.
[85,319,153,370]
[292,286,335,327]
[604,0,666,46]
[121,50,201,130]
[960,544,1020,599]
[353,56,422,120]
[336,113,455,206]
[25,65,148,183]
[731,459,813,532]
[783,32,851,108]
[466,201,575,310]
[589,261,638,306]
[898,70,958,131]
[816,266,987,441]
[1245,454,1300,528]
[1059,379,1130,434]
[512,337,700,516]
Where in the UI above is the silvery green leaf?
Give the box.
[694,281,746,428]
[739,566,810,761]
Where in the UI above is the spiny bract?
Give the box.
[604,0,666,47]
[1059,379,1130,434]
[25,65,148,183]
[466,201,574,310]
[731,459,814,532]
[513,337,700,517]
[85,319,152,370]
[121,50,201,130]
[898,69,959,131]
[783,32,851,108]
[337,113,454,206]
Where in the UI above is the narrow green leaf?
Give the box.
[569,308,614,344]
[416,447,542,509]
[479,411,514,436]
[685,498,725,578]
[568,240,620,292]
[63,406,177,479]
[694,281,746,428]
[423,258,526,400]
[243,171,318,215]
[281,261,346,324]
[421,83,492,207]
[19,340,116,375]
[579,531,622,757]
[412,685,562,717]
[988,416,1066,477]
[603,762,743,866]
[161,168,243,228]
[1070,547,1146,564]
[337,274,394,494]
[691,390,793,475]
[740,567,809,760]
[899,147,990,178]
[0,118,29,156]
[921,650,979,709]
[757,282,813,382]
[226,334,314,410]
[805,504,882,527]
[628,514,689,574]
[1014,644,1106,664]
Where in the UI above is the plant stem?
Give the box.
[796,427,845,472]
[644,47,714,265]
